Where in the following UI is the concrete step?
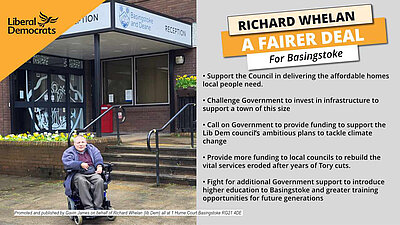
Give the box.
[111,170,196,186]
[105,145,196,157]
[103,153,196,166]
[121,135,196,147]
[112,161,196,176]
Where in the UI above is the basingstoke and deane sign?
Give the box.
[114,3,191,46]
[62,2,192,46]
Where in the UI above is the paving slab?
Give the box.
[0,175,196,225]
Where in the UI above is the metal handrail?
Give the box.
[147,103,196,186]
[67,104,134,146]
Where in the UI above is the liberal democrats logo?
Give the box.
[38,12,58,27]
[7,12,58,35]
[119,5,130,28]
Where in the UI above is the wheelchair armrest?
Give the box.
[102,162,113,184]
[102,163,113,172]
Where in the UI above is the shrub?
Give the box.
[0,131,95,142]
[175,74,196,89]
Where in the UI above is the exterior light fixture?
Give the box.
[175,55,185,65]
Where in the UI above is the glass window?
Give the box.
[14,108,31,133]
[70,75,84,103]
[71,108,84,130]
[135,54,169,104]
[33,73,48,102]
[14,70,30,102]
[33,107,49,131]
[50,74,66,102]
[103,58,132,104]
[51,108,67,130]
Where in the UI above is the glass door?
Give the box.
[11,55,85,134]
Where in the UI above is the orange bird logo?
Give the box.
[38,12,58,27]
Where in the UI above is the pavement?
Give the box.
[0,175,196,225]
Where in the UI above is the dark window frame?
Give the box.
[102,57,134,105]
[101,52,170,106]
[134,53,170,106]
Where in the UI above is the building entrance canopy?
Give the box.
[31,1,194,136]
[40,1,192,59]
[41,31,187,60]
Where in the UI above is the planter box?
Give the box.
[0,137,117,179]
[176,87,196,97]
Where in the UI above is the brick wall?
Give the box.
[173,48,196,79]
[0,138,117,179]
[0,142,67,179]
[0,78,11,136]
[134,0,196,23]
[114,106,171,132]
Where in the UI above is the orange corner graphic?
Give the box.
[0,0,105,82]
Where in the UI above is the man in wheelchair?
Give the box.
[62,135,106,210]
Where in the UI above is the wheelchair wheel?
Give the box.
[107,207,116,221]
[73,215,83,225]
[67,198,75,220]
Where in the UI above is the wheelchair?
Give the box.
[65,163,116,225]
